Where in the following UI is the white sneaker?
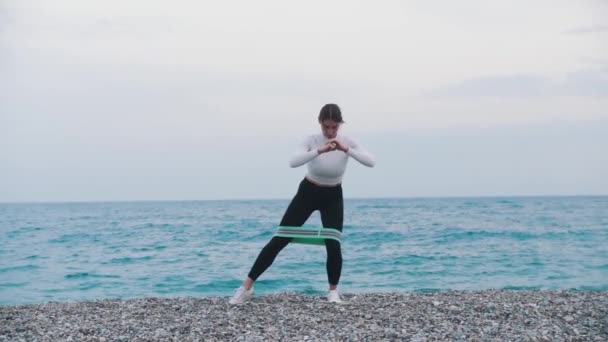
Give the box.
[327,290,342,303]
[229,286,254,305]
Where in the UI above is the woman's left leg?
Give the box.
[319,187,344,287]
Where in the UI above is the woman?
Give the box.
[229,103,375,304]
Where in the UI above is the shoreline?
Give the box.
[1,290,607,341]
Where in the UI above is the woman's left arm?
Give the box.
[339,137,375,167]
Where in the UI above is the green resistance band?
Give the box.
[274,226,342,245]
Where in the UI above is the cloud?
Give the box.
[0,4,13,34]
[428,69,608,98]
[428,75,548,98]
[560,69,608,96]
[563,25,608,35]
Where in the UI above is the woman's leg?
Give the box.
[319,188,344,289]
[246,181,316,284]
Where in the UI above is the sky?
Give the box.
[1,0,607,202]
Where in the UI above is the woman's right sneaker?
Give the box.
[229,286,254,304]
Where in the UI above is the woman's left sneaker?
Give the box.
[327,290,342,303]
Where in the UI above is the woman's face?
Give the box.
[320,119,341,139]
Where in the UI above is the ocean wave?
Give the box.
[107,256,154,264]
[64,273,121,280]
[0,265,40,273]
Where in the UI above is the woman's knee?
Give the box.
[265,236,291,251]
[325,240,342,257]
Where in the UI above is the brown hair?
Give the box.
[318,103,344,123]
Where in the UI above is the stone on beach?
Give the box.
[1,290,607,341]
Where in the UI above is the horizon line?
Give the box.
[1,193,606,205]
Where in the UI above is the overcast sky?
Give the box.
[1,0,607,202]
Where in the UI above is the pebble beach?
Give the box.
[1,290,607,341]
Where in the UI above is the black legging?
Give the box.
[248,178,344,285]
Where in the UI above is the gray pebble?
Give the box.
[0,290,606,341]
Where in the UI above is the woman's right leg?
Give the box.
[246,180,316,283]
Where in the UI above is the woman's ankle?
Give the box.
[243,277,254,290]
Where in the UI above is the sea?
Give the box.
[1,196,607,305]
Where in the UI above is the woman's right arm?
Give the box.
[289,137,319,168]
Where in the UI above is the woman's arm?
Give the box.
[289,137,319,168]
[340,137,375,167]
[289,137,339,167]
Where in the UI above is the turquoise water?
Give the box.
[1,197,607,305]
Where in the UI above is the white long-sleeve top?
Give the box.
[289,134,375,185]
